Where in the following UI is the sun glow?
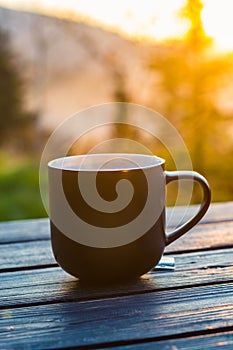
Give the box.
[202,0,233,51]
[0,0,233,51]
[59,0,188,41]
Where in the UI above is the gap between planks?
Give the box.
[1,248,233,308]
[1,283,233,349]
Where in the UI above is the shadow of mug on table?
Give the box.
[48,153,211,284]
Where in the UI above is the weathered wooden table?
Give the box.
[1,202,233,349]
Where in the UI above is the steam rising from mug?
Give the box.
[40,102,194,248]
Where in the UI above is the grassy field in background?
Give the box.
[0,153,47,221]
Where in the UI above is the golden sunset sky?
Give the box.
[0,0,232,51]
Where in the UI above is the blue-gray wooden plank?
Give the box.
[0,283,233,349]
[104,331,233,349]
[0,202,233,244]
[0,248,233,308]
[1,221,233,271]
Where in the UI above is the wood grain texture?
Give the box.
[1,283,233,349]
[1,220,233,271]
[105,331,233,349]
[166,221,233,253]
[1,202,233,349]
[0,240,55,271]
[0,218,49,243]
[0,202,232,244]
[1,248,233,308]
[167,201,233,226]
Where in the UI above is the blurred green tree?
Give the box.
[0,29,46,221]
[0,29,35,151]
[149,0,233,202]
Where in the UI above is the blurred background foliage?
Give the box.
[148,0,233,203]
[0,0,232,221]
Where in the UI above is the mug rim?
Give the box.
[48,153,165,172]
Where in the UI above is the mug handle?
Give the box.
[165,171,211,246]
